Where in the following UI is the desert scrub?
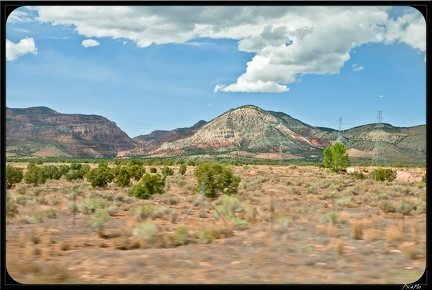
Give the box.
[6,194,18,218]
[32,187,47,197]
[380,201,397,213]
[369,168,397,182]
[90,208,110,237]
[131,205,155,221]
[44,209,57,219]
[133,222,158,242]
[214,195,254,230]
[79,199,108,214]
[319,212,341,224]
[175,226,189,245]
[29,213,44,223]
[152,206,176,220]
[159,193,179,205]
[351,221,364,240]
[107,205,119,216]
[397,198,417,215]
[197,227,215,244]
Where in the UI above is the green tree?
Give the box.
[86,164,114,188]
[24,165,47,186]
[323,142,349,173]
[194,162,241,198]
[6,165,24,189]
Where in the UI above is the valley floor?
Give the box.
[6,165,426,284]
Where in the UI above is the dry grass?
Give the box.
[351,220,364,240]
[385,225,405,244]
[398,242,418,259]
[5,164,426,284]
[363,228,382,241]
[327,223,338,237]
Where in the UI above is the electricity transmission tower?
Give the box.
[372,110,386,165]
[336,117,344,144]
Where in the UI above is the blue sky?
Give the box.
[6,6,426,138]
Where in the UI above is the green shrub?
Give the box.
[160,193,179,205]
[133,222,158,242]
[351,171,366,180]
[114,166,131,188]
[129,174,165,199]
[129,183,151,199]
[127,165,145,181]
[45,209,57,219]
[162,166,174,177]
[149,167,157,173]
[370,168,397,182]
[131,205,155,221]
[91,208,110,236]
[6,194,18,218]
[198,227,215,244]
[70,163,82,170]
[397,199,417,215]
[58,164,70,176]
[179,164,187,175]
[129,160,144,166]
[152,206,175,219]
[214,194,254,230]
[379,201,397,213]
[175,226,189,245]
[24,165,47,186]
[79,199,108,214]
[30,213,44,223]
[6,165,23,189]
[194,162,241,198]
[86,164,114,188]
[65,170,81,181]
[42,165,62,180]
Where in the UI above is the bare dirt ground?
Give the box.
[5,164,426,284]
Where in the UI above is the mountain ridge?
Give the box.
[5,105,426,164]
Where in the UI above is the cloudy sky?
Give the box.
[5,5,426,138]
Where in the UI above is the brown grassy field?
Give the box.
[5,163,426,284]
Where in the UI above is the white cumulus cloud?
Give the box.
[33,6,426,93]
[81,39,100,48]
[6,37,38,61]
[353,64,364,72]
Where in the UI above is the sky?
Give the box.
[5,5,426,138]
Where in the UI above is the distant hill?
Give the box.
[6,106,137,158]
[5,105,426,164]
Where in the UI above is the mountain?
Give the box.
[6,106,137,158]
[132,120,207,152]
[150,105,331,158]
[5,105,426,164]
